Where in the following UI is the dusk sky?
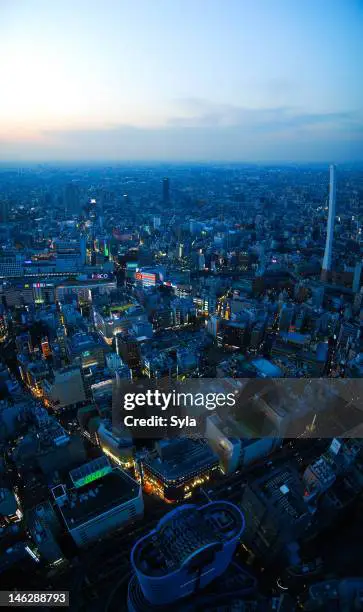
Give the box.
[1,0,362,162]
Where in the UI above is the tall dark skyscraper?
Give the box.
[162,177,170,203]
[64,182,81,216]
[0,200,10,223]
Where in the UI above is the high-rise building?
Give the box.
[279,303,294,331]
[303,456,336,502]
[178,242,184,259]
[311,284,325,309]
[321,164,337,280]
[198,251,205,271]
[162,177,170,203]
[352,261,362,294]
[250,321,265,348]
[128,556,258,611]
[80,236,87,265]
[219,320,248,349]
[205,413,241,474]
[353,286,363,313]
[56,325,68,360]
[64,182,80,216]
[41,336,52,359]
[116,333,141,368]
[0,313,8,342]
[0,200,10,223]
[153,216,161,230]
[207,314,220,337]
[131,501,245,605]
[242,467,312,561]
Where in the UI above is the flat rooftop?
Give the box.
[253,468,307,521]
[59,469,139,529]
[69,333,104,353]
[251,358,282,377]
[144,439,219,482]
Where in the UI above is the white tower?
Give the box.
[321,164,336,280]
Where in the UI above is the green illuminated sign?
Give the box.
[74,466,111,488]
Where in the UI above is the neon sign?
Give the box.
[74,466,111,488]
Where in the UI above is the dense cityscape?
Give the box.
[0,161,362,610]
[1,0,363,608]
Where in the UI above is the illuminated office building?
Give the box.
[0,313,8,342]
[138,438,219,503]
[96,420,134,468]
[55,275,116,302]
[41,336,52,358]
[0,487,23,526]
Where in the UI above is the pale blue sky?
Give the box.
[1,0,362,161]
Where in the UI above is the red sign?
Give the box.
[135,272,156,282]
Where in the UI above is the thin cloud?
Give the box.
[1,120,362,163]
[167,98,362,132]
[1,102,362,162]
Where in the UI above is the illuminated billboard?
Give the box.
[135,272,156,282]
[70,456,112,488]
[90,272,114,280]
[73,466,111,488]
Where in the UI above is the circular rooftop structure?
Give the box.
[132,501,245,578]
[130,501,245,606]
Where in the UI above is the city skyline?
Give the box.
[1,0,363,162]
[0,154,362,606]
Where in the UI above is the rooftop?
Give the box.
[132,501,244,577]
[251,358,282,377]
[279,331,311,345]
[58,468,140,529]
[69,332,104,353]
[144,439,219,483]
[252,468,308,521]
[304,457,336,489]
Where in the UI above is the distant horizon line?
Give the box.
[1,159,363,167]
